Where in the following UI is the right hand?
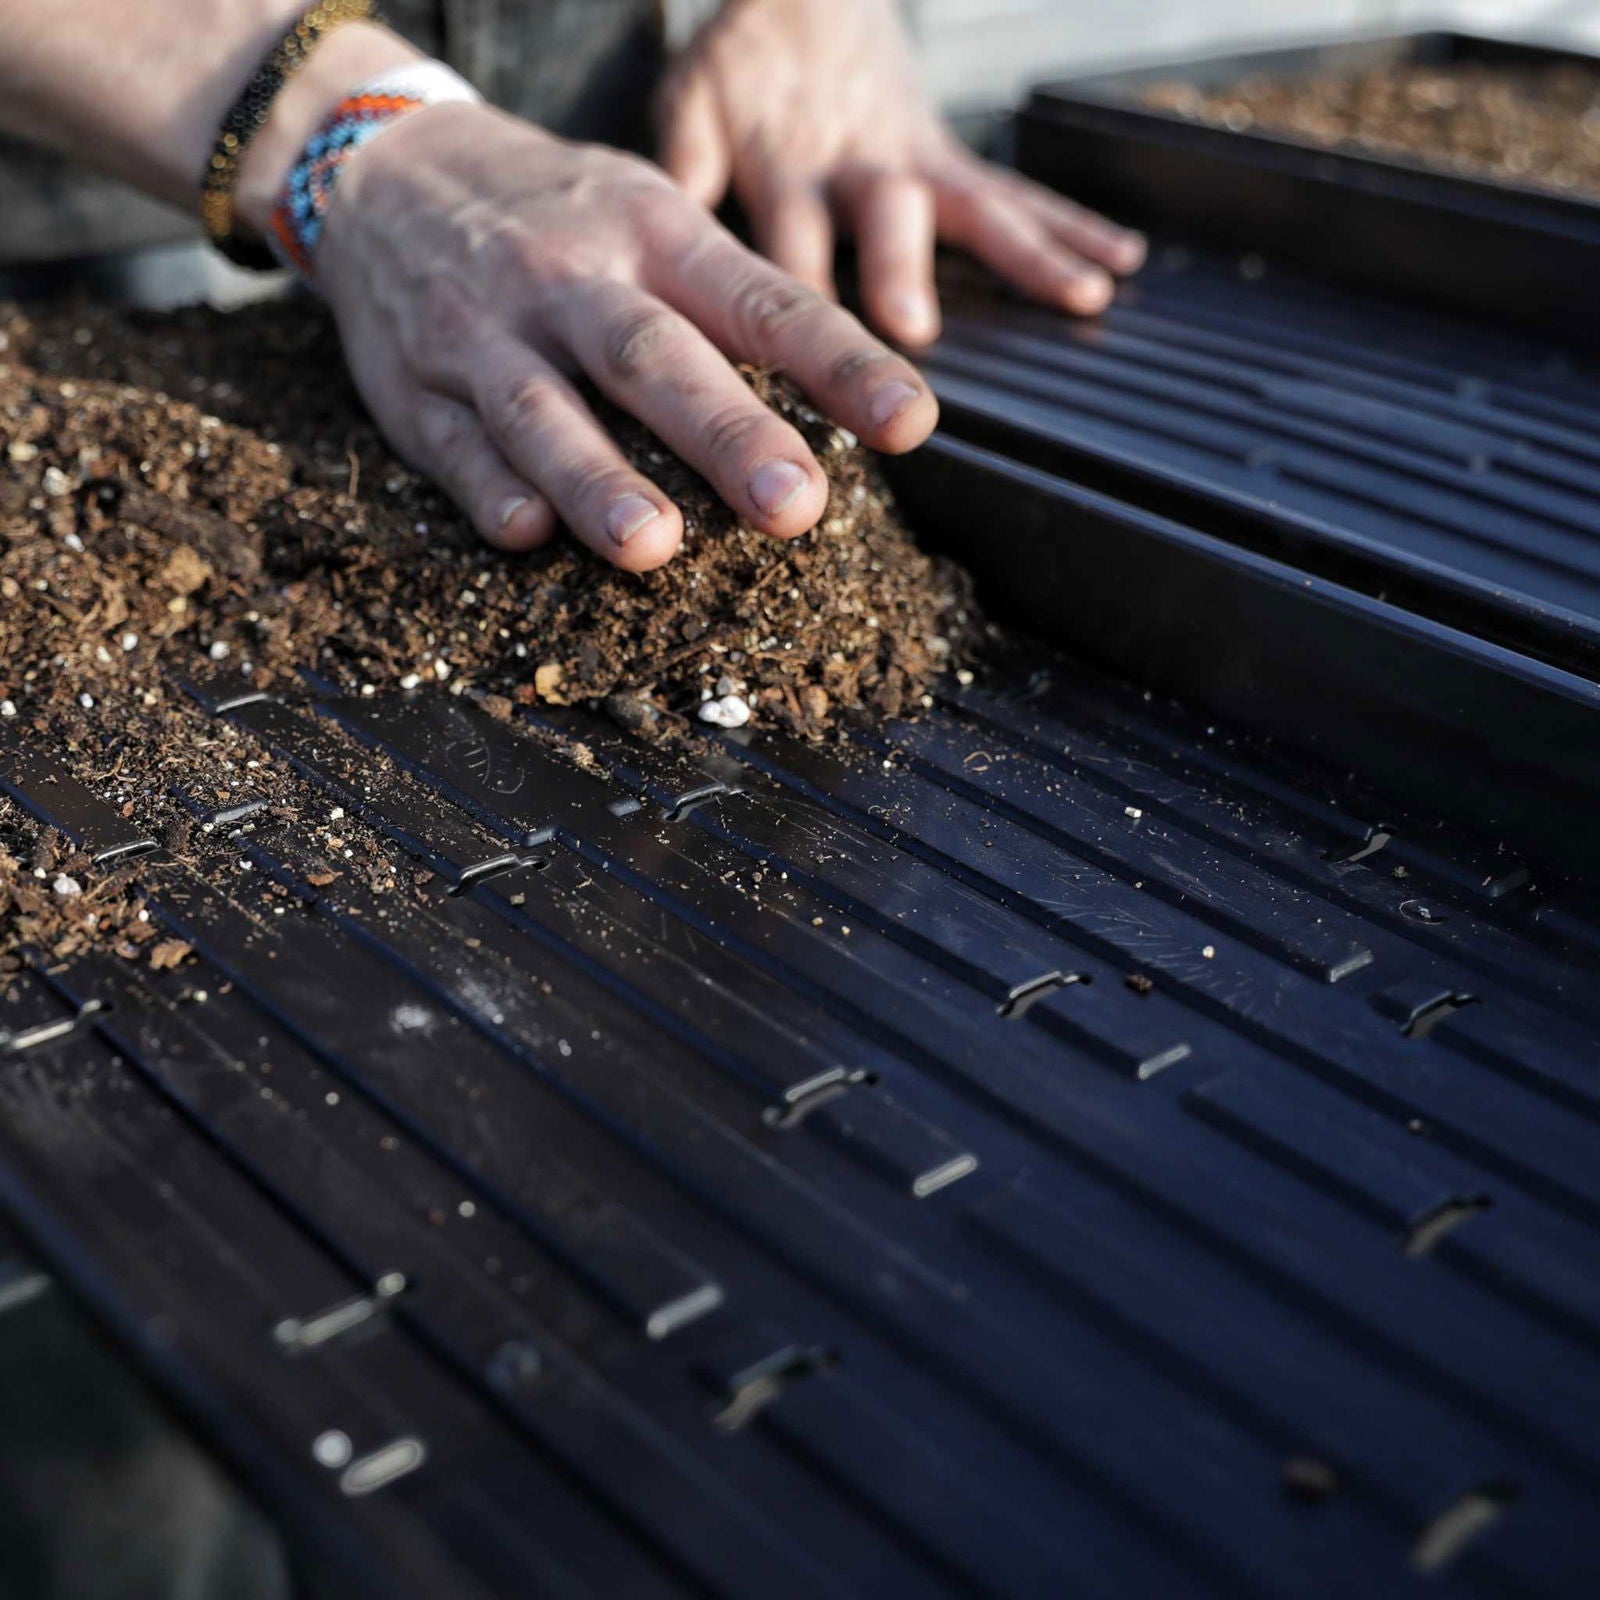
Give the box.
[309,101,940,570]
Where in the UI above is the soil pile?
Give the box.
[1143,61,1600,199]
[0,296,978,982]
[7,298,976,734]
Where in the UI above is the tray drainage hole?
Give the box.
[0,997,112,1056]
[340,1436,428,1497]
[763,1069,875,1131]
[448,851,549,896]
[1402,1194,1492,1259]
[1280,1455,1341,1505]
[1403,993,1475,1040]
[1411,1482,1518,1574]
[1399,898,1449,925]
[1323,828,1392,866]
[712,1346,838,1434]
[998,971,1088,1020]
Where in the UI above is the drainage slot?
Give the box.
[274,1270,408,1352]
[1411,1483,1518,1573]
[712,1345,836,1433]
[0,998,109,1056]
[1403,992,1475,1040]
[1280,1455,1341,1504]
[449,851,548,896]
[1323,827,1392,866]
[92,837,162,866]
[764,1069,871,1130]
[1402,1194,1492,1258]
[0,1260,50,1320]
[913,1153,980,1198]
[340,1437,427,1497]
[663,782,739,823]
[998,971,1087,1020]
[1399,898,1449,925]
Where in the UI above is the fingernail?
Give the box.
[869,381,920,427]
[498,495,529,534]
[607,494,661,545]
[748,459,809,518]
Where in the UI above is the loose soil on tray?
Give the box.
[1142,61,1600,199]
[0,296,979,984]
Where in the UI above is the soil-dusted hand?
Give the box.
[309,100,938,571]
[657,0,1146,345]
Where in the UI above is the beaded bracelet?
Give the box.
[202,0,380,268]
[268,61,483,282]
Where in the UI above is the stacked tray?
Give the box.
[1017,32,1600,349]
[904,244,1600,877]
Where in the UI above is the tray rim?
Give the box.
[1026,27,1600,224]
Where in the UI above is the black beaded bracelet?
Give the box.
[200,0,379,268]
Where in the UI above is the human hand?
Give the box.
[657,0,1145,346]
[288,102,939,570]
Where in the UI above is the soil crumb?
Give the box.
[1142,61,1600,200]
[0,296,979,982]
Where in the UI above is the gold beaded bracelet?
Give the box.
[200,0,379,268]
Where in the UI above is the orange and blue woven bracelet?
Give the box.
[202,0,379,269]
[268,61,482,281]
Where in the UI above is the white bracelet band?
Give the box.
[346,59,486,107]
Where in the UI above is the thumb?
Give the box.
[657,69,733,211]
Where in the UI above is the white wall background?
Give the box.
[907,0,1600,109]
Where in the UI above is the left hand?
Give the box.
[656,0,1146,348]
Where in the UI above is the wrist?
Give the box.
[234,20,422,238]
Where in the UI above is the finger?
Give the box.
[556,281,828,538]
[935,181,1114,316]
[404,393,556,551]
[657,68,732,210]
[342,319,556,552]
[752,181,835,298]
[660,236,938,454]
[838,168,939,346]
[471,347,685,572]
[985,164,1147,274]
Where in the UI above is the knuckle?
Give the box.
[567,459,634,508]
[602,305,681,380]
[828,346,893,390]
[872,168,920,201]
[416,402,470,458]
[607,147,667,186]
[701,404,770,463]
[498,376,562,439]
[637,184,696,241]
[735,276,821,345]
[975,189,1020,228]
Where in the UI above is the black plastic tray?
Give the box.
[898,247,1600,882]
[1016,31,1600,348]
[8,243,1600,1596]
[7,650,1600,1598]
